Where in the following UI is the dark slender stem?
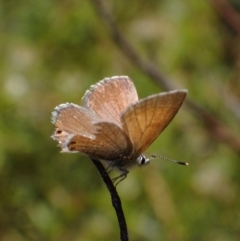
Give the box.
[91,158,129,241]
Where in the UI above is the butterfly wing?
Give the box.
[82,76,138,124]
[66,122,133,161]
[120,90,187,156]
[51,103,98,142]
[51,103,132,160]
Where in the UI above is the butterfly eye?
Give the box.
[137,155,145,165]
[137,155,151,166]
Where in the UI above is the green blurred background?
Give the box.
[1,0,240,240]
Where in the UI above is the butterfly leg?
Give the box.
[111,168,129,187]
[105,161,114,175]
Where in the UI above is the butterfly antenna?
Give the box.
[150,154,189,166]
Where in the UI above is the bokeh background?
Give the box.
[1,0,240,240]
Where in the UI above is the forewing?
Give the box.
[121,90,187,155]
[51,103,98,145]
[82,76,138,124]
[66,122,133,161]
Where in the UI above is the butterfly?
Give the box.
[51,76,187,181]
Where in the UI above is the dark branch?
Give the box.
[90,158,128,241]
[210,0,240,35]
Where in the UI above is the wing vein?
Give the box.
[146,96,157,130]
[134,105,144,135]
[96,125,126,153]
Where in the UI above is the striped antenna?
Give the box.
[149,154,189,166]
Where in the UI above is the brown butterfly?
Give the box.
[51,76,187,181]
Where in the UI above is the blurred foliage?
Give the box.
[1,0,240,240]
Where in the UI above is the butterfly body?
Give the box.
[51,76,187,176]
